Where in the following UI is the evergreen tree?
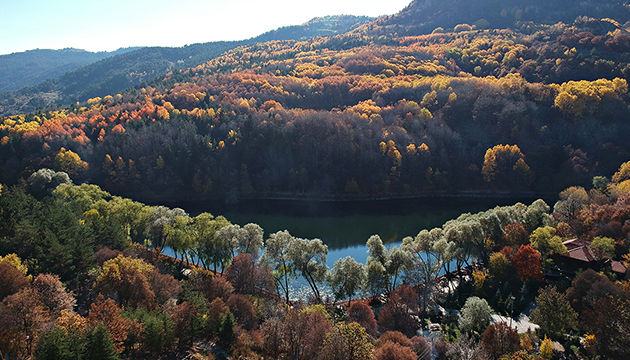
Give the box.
[218,310,236,351]
[85,323,120,360]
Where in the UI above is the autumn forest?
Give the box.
[1,0,630,359]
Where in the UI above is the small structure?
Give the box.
[607,259,630,280]
[551,238,623,276]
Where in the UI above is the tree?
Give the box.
[164,215,195,263]
[0,288,49,358]
[511,245,544,284]
[590,236,616,259]
[261,316,287,358]
[538,335,553,360]
[581,296,630,359]
[482,144,530,186]
[376,331,411,348]
[238,223,264,256]
[530,286,578,337]
[0,263,29,301]
[448,334,485,360]
[225,253,273,295]
[502,223,529,247]
[565,268,625,313]
[227,294,258,330]
[327,256,366,304]
[170,301,199,348]
[367,235,413,293]
[206,297,229,338]
[218,310,237,350]
[260,230,296,303]
[321,322,373,360]
[84,323,120,360]
[529,226,567,256]
[147,269,182,306]
[410,336,432,360]
[458,296,493,334]
[374,341,417,360]
[488,252,509,280]
[553,186,589,220]
[480,322,520,360]
[145,206,187,257]
[36,326,80,360]
[88,294,132,353]
[32,273,76,319]
[378,284,419,337]
[27,168,72,196]
[191,212,230,270]
[289,237,328,302]
[54,148,89,177]
[613,160,630,183]
[346,300,378,337]
[94,255,156,309]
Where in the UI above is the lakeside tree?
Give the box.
[259,230,296,303]
[288,237,328,303]
[327,256,367,304]
[367,235,413,293]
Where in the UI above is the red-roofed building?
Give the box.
[551,239,624,277]
[608,260,629,280]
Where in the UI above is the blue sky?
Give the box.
[0,0,411,55]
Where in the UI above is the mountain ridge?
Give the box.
[0,15,373,117]
[0,47,139,92]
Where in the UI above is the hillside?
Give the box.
[0,15,373,117]
[254,14,374,42]
[356,0,630,37]
[2,15,630,203]
[0,47,137,92]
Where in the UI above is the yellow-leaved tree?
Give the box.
[54,147,88,177]
[482,144,531,187]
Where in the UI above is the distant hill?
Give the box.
[254,15,374,42]
[356,0,630,37]
[0,15,373,117]
[0,47,138,92]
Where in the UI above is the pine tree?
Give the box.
[85,323,120,360]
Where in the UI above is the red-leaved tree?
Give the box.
[512,245,544,284]
[346,300,379,337]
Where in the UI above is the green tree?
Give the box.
[530,286,577,337]
[259,230,296,303]
[458,296,493,334]
[165,215,195,263]
[37,326,82,360]
[84,323,120,360]
[145,206,187,257]
[289,237,328,303]
[327,256,366,304]
[192,212,230,271]
[218,310,237,350]
[591,236,615,259]
[529,226,567,256]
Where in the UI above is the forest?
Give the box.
[3,18,630,202]
[0,160,629,359]
[2,0,630,358]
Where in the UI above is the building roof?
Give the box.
[564,245,597,262]
[563,238,586,251]
[610,260,628,275]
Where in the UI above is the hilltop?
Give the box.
[0,15,372,117]
[0,47,137,92]
[356,0,630,37]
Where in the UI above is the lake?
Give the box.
[169,195,555,299]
